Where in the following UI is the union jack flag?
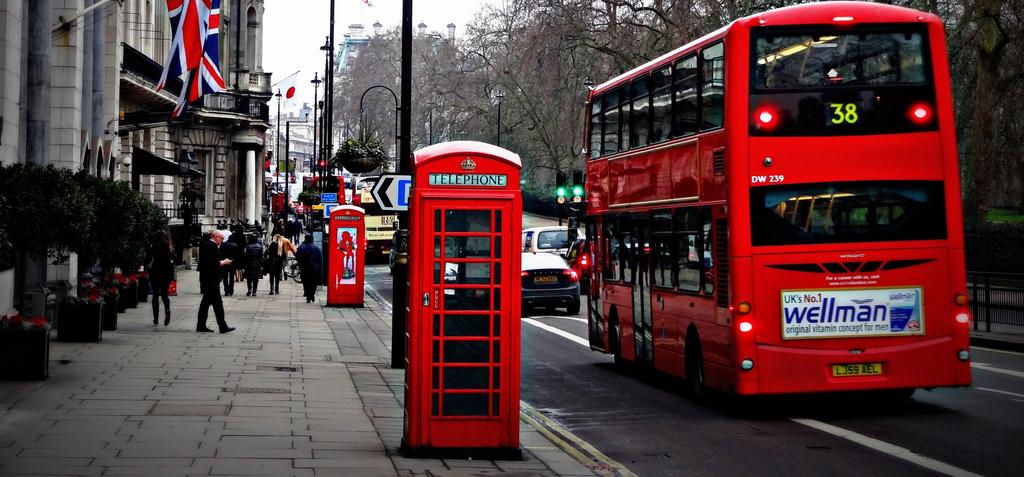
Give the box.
[160,0,226,118]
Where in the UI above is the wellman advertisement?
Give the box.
[781,287,925,339]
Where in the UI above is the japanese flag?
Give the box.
[276,71,300,109]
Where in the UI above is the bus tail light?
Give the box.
[954,293,969,306]
[909,104,932,124]
[579,254,589,268]
[738,321,753,333]
[729,301,751,314]
[754,107,779,130]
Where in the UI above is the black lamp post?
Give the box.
[274,89,283,209]
[495,90,504,147]
[311,72,322,181]
[428,97,438,145]
[359,85,400,172]
[320,36,333,186]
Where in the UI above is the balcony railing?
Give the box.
[201,93,270,122]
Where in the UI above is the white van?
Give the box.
[522,226,584,256]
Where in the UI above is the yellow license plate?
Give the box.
[534,275,558,284]
[832,363,883,377]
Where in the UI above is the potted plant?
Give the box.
[102,286,119,330]
[334,128,389,174]
[0,314,50,380]
[57,293,103,342]
[134,271,150,303]
[298,190,321,208]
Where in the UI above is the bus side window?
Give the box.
[589,100,602,159]
[673,55,699,138]
[602,90,620,156]
[650,66,673,143]
[603,221,619,281]
[675,209,700,292]
[652,210,673,288]
[701,42,725,131]
[702,212,715,295]
[619,220,634,283]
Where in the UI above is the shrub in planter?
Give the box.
[134,272,150,303]
[57,296,103,342]
[103,287,119,330]
[0,314,50,380]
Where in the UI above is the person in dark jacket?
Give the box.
[219,236,239,296]
[294,234,323,303]
[145,230,176,326]
[243,234,264,296]
[230,224,247,283]
[197,231,235,333]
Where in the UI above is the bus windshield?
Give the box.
[753,30,928,89]
[749,27,935,136]
[750,181,947,246]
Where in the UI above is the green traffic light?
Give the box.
[572,185,584,196]
[556,186,567,198]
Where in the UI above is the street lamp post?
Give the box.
[320,36,333,188]
[285,121,294,214]
[274,89,282,213]
[311,73,322,182]
[428,98,438,145]
[359,85,400,173]
[495,90,504,147]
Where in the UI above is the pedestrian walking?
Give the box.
[219,234,239,296]
[243,234,264,296]
[145,230,175,326]
[289,217,303,244]
[264,233,296,295]
[295,234,323,303]
[197,230,235,334]
[229,224,247,283]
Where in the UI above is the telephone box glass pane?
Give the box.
[446,210,491,232]
[495,210,503,232]
[444,341,489,363]
[442,393,488,416]
[434,210,441,232]
[445,237,491,258]
[443,367,489,389]
[442,262,491,285]
[443,314,490,336]
[444,288,491,310]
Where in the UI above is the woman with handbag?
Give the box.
[145,230,176,326]
[265,233,295,295]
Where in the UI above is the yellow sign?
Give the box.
[311,204,325,211]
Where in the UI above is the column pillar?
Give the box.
[245,149,256,223]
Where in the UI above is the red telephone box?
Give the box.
[402,141,522,459]
[327,205,365,307]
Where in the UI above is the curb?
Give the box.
[970,336,1024,353]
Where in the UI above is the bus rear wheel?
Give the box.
[609,319,626,367]
[685,333,705,399]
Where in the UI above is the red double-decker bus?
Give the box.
[582,2,971,396]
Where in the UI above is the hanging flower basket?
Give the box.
[0,314,50,380]
[335,130,388,174]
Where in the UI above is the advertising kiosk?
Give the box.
[327,205,365,307]
[402,141,523,459]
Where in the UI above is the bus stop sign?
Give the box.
[371,174,412,211]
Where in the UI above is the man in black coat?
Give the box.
[219,237,239,296]
[197,230,235,333]
[294,234,323,303]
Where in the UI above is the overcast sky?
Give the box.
[262,0,496,115]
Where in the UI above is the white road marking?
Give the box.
[971,362,1024,379]
[971,346,1024,357]
[522,318,589,347]
[974,387,1024,400]
[533,316,588,324]
[524,317,985,477]
[790,418,984,477]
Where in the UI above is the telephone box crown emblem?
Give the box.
[461,158,477,170]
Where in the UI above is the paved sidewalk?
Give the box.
[0,270,598,477]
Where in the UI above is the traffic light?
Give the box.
[571,170,585,203]
[555,171,567,205]
[318,158,326,171]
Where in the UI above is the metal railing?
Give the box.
[156,200,206,219]
[967,271,1024,331]
[201,93,270,122]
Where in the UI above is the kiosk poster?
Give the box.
[336,227,358,285]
